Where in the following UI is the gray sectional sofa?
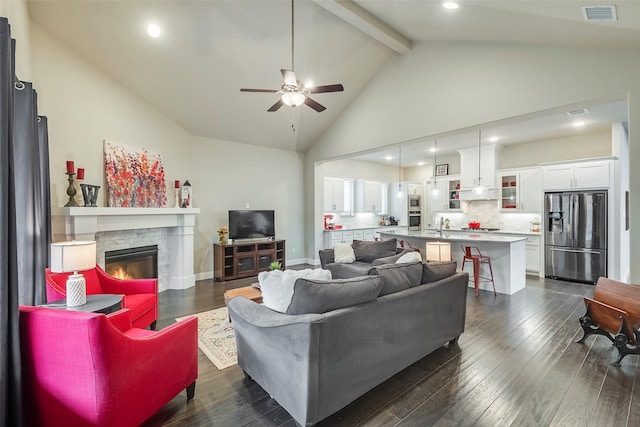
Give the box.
[228,261,469,426]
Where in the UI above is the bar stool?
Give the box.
[460,245,496,297]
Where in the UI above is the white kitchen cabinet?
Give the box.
[341,231,354,244]
[407,183,422,195]
[497,167,542,213]
[356,180,387,214]
[525,235,541,274]
[458,144,502,190]
[323,231,344,249]
[324,177,346,212]
[542,160,610,190]
[363,230,375,241]
[431,175,461,212]
[353,230,364,241]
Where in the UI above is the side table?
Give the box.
[40,294,123,314]
[224,286,263,321]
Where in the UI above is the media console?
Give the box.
[213,239,285,281]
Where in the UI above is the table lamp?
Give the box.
[50,241,96,307]
[425,242,451,262]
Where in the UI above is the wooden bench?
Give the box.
[577,277,640,366]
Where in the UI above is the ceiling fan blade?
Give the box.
[240,88,279,93]
[304,97,326,112]
[281,69,297,87]
[307,84,344,94]
[267,99,285,112]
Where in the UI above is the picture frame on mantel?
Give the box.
[435,164,449,176]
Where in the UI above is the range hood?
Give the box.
[457,144,502,201]
[458,187,499,201]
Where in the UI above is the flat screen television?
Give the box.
[229,210,275,240]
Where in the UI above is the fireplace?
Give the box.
[105,245,158,280]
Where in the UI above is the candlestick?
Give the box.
[76,168,85,180]
[66,160,74,174]
[64,172,79,207]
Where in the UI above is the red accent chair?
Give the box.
[46,265,158,329]
[19,306,198,427]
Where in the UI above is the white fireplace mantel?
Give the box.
[52,207,200,291]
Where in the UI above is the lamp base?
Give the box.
[66,273,86,307]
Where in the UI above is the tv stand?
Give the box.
[214,239,285,281]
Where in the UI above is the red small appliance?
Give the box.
[324,214,335,230]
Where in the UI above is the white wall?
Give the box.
[0,0,31,80]
[28,22,306,279]
[306,41,640,281]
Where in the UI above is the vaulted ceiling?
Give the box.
[27,1,639,153]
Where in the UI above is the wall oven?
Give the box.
[408,211,421,231]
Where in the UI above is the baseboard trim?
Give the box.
[195,271,213,281]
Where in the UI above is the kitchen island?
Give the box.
[379,230,527,295]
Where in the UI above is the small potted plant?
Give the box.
[269,260,282,271]
[217,225,229,245]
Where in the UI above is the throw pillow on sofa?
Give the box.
[285,276,384,315]
[333,242,356,263]
[421,261,457,283]
[259,269,332,313]
[367,261,423,296]
[395,251,422,264]
[352,238,398,263]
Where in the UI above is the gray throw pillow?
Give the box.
[352,238,398,263]
[367,261,423,296]
[421,261,457,283]
[285,276,384,315]
[371,248,415,266]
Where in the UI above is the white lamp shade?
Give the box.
[50,241,96,273]
[425,242,451,262]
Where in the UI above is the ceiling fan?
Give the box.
[240,0,344,112]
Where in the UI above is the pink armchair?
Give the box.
[19,306,198,427]
[46,264,158,329]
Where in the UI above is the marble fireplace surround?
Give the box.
[51,207,200,292]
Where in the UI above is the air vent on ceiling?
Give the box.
[582,5,617,21]
[567,108,590,117]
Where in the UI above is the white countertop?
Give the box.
[379,229,527,244]
[423,228,541,237]
[323,226,405,232]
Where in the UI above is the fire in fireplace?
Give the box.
[105,245,158,280]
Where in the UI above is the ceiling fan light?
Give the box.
[281,91,306,107]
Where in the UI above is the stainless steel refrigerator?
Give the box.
[544,191,607,284]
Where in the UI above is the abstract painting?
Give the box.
[103,140,167,208]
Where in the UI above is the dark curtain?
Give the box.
[1,16,51,427]
[1,17,22,427]
[14,82,49,306]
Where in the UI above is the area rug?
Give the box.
[177,307,237,370]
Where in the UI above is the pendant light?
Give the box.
[431,139,440,199]
[397,146,403,199]
[473,129,486,196]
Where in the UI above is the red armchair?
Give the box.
[46,264,158,329]
[19,306,198,427]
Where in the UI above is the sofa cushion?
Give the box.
[370,248,414,266]
[285,276,384,315]
[368,261,423,296]
[333,242,356,263]
[259,269,332,313]
[352,239,397,263]
[421,261,457,283]
[395,251,422,264]
[326,261,372,280]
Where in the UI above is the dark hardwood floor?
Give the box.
[143,272,640,427]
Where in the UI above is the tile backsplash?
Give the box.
[433,200,541,233]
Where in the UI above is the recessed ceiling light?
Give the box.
[429,148,437,153]
[304,81,314,89]
[443,2,459,10]
[385,155,393,161]
[489,136,499,142]
[147,24,161,38]
[573,121,585,127]
[418,162,425,166]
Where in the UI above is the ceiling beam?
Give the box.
[312,0,412,54]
